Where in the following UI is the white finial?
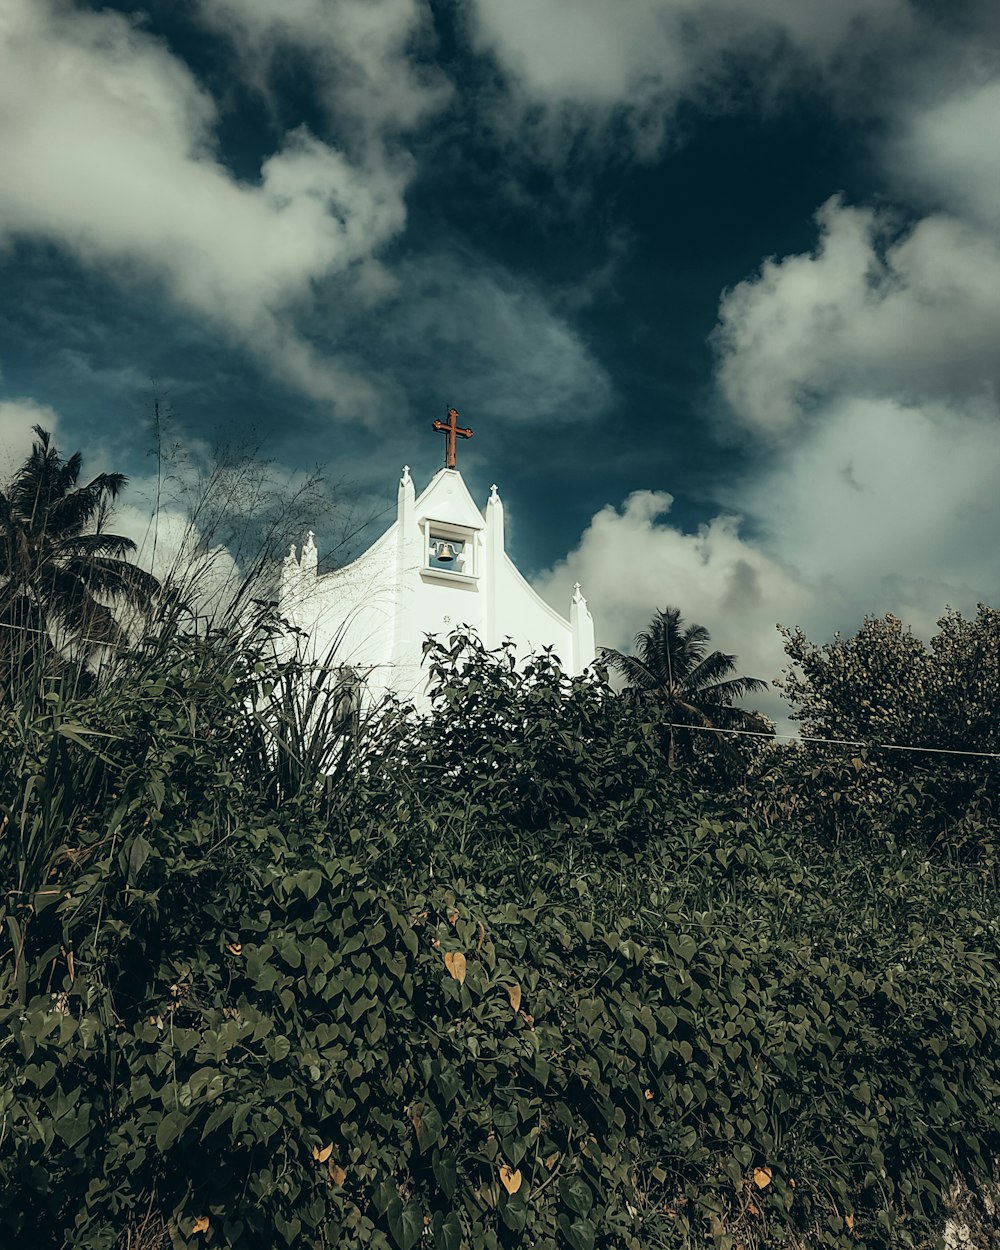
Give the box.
[284,543,297,564]
[489,483,500,503]
[573,582,585,603]
[401,464,411,486]
[301,530,318,571]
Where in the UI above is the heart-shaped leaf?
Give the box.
[444,951,466,983]
[314,1143,333,1163]
[499,1164,522,1194]
[507,983,522,1013]
[753,1166,772,1189]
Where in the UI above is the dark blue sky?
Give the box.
[1,0,998,706]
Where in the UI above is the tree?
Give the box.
[601,606,770,766]
[777,606,1000,752]
[0,426,159,692]
[772,608,1000,852]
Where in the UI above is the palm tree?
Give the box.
[602,606,770,767]
[0,426,159,692]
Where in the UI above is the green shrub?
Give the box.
[1,631,997,1249]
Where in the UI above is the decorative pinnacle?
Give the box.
[573,582,585,603]
[489,483,500,503]
[401,464,411,486]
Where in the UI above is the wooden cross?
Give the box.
[432,406,473,469]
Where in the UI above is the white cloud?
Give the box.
[536,390,1000,728]
[535,490,813,723]
[891,76,1000,229]
[732,395,1000,633]
[370,250,614,425]
[466,0,913,154]
[195,0,449,145]
[114,502,242,617]
[713,198,1000,436]
[0,0,410,412]
[0,398,61,477]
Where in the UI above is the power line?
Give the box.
[2,613,998,761]
[660,720,1000,761]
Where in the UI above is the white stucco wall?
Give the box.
[277,466,595,707]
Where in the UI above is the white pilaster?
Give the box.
[571,583,596,675]
[485,484,504,647]
[392,466,419,681]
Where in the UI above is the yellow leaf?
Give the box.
[444,951,467,983]
[447,908,459,925]
[507,983,522,1013]
[753,1166,772,1190]
[499,1165,522,1195]
[845,1213,855,1231]
[192,1215,210,1234]
[329,1160,347,1185]
[644,1088,654,1100]
[227,943,242,955]
[313,1143,333,1163]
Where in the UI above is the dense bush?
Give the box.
[1,628,998,1249]
[766,609,1000,857]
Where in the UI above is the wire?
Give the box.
[658,720,1000,761]
[2,614,998,761]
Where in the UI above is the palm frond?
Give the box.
[57,532,139,561]
[683,648,739,692]
[59,555,160,605]
[697,674,770,703]
[48,474,129,537]
[600,647,663,693]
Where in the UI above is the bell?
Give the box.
[436,540,456,562]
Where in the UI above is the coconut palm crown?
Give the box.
[602,606,771,766]
[0,426,159,686]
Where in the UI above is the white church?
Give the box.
[277,407,596,706]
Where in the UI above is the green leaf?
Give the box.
[559,1176,594,1217]
[432,1211,463,1250]
[415,1102,444,1152]
[387,1198,423,1250]
[559,1215,596,1250]
[127,834,153,878]
[155,1109,188,1153]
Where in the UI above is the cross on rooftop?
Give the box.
[432,406,473,469]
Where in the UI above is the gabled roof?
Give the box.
[414,468,485,530]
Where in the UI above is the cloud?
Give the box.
[890,76,1000,229]
[0,0,411,413]
[537,390,1000,729]
[113,502,243,617]
[355,250,615,426]
[0,398,61,478]
[732,396,1000,636]
[713,197,1000,436]
[535,490,812,723]
[195,0,450,146]
[466,0,914,155]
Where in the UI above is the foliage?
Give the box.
[0,629,998,1249]
[602,607,770,768]
[772,608,1000,854]
[0,426,159,695]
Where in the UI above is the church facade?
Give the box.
[277,413,596,706]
